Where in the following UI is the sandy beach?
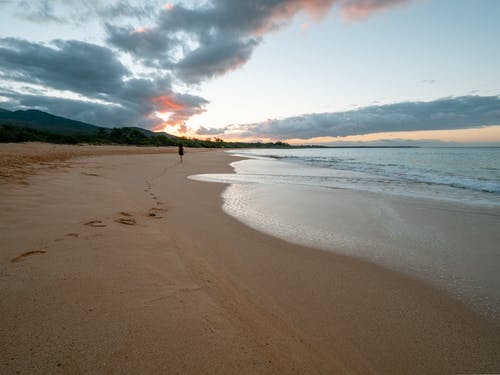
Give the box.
[1,143,499,374]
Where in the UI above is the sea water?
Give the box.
[199,147,500,207]
[190,147,500,321]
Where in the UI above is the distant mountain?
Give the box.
[0,108,175,138]
[0,108,102,134]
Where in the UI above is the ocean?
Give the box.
[201,147,500,207]
[190,147,500,321]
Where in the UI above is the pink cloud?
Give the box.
[253,0,408,35]
[253,0,336,34]
[340,0,409,20]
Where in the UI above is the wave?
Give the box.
[227,148,500,206]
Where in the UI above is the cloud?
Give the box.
[151,93,208,133]
[0,91,138,126]
[196,126,224,136]
[0,81,208,130]
[340,0,408,20]
[175,37,262,83]
[15,0,66,23]
[98,1,159,20]
[107,0,409,84]
[106,25,174,62]
[196,96,500,140]
[0,38,128,95]
[1,0,409,132]
[10,0,160,24]
[0,37,208,130]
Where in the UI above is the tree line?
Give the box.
[0,124,291,148]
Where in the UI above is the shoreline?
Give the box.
[217,177,500,322]
[1,144,499,373]
[193,151,500,322]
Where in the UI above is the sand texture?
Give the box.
[0,142,178,184]
[1,144,499,374]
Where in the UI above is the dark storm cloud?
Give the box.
[0,91,140,127]
[0,37,208,129]
[1,0,409,131]
[0,38,128,95]
[175,37,261,83]
[106,0,336,82]
[106,0,410,84]
[5,0,410,85]
[196,96,500,140]
[105,24,175,62]
[0,79,208,129]
[106,1,271,82]
[0,84,205,129]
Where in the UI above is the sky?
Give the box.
[0,0,500,144]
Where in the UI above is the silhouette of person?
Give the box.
[178,143,184,163]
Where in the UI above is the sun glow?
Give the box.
[152,95,184,111]
[154,111,173,122]
[279,126,500,145]
[186,125,500,145]
[152,113,180,134]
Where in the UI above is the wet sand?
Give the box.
[215,181,500,321]
[0,143,499,374]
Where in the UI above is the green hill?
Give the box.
[0,108,176,138]
[0,107,292,148]
[0,108,102,134]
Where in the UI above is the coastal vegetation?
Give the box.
[0,124,291,148]
[0,108,291,148]
[0,125,420,149]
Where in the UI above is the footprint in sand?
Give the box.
[147,207,168,219]
[115,212,137,225]
[54,233,80,242]
[11,249,47,263]
[115,218,136,225]
[84,220,107,227]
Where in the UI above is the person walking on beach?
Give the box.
[178,143,184,163]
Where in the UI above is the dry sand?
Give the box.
[0,142,178,184]
[0,143,499,374]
